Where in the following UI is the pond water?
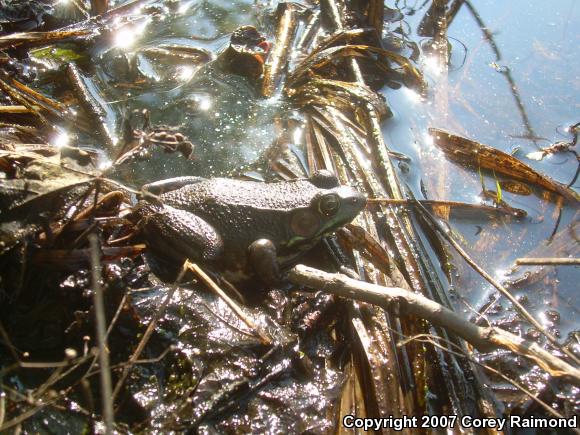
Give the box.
[90,0,281,182]
[384,0,579,341]
[86,0,578,338]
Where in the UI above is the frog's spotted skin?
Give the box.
[135,173,366,284]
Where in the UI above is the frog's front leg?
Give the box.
[142,205,223,263]
[248,239,280,285]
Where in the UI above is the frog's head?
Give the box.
[286,175,366,248]
[220,26,270,80]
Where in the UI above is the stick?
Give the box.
[515,258,580,266]
[88,234,114,434]
[367,197,526,218]
[189,263,273,346]
[288,264,580,386]
[413,200,580,364]
[0,105,30,113]
[262,3,301,97]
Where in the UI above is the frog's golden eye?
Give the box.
[290,210,320,238]
[319,193,340,216]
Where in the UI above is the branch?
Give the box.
[288,264,580,386]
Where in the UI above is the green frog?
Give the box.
[134,172,366,285]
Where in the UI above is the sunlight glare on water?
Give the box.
[422,54,443,77]
[292,127,303,145]
[114,27,136,49]
[177,0,195,15]
[53,130,70,148]
[402,87,422,104]
[175,65,195,82]
[114,17,151,49]
[423,131,434,148]
[385,0,580,344]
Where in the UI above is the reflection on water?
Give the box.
[93,0,279,183]
[384,0,579,340]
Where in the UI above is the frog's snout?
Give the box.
[337,186,367,218]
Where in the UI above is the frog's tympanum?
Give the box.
[134,172,366,285]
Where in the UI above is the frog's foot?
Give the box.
[309,170,340,189]
[142,205,223,263]
[248,238,281,286]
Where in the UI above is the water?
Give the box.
[383,0,579,341]
[86,0,281,183]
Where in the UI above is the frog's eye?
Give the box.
[318,193,340,217]
[290,210,320,238]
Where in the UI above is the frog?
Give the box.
[133,171,366,285]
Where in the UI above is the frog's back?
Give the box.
[158,178,319,248]
[161,178,318,211]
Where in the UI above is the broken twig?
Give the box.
[288,265,580,386]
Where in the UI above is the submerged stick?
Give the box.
[367,197,526,218]
[91,0,109,15]
[288,265,580,385]
[515,257,580,266]
[66,63,117,151]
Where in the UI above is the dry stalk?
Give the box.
[262,3,302,97]
[89,234,114,434]
[515,257,580,266]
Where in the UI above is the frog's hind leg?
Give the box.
[142,177,205,195]
[143,206,223,263]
